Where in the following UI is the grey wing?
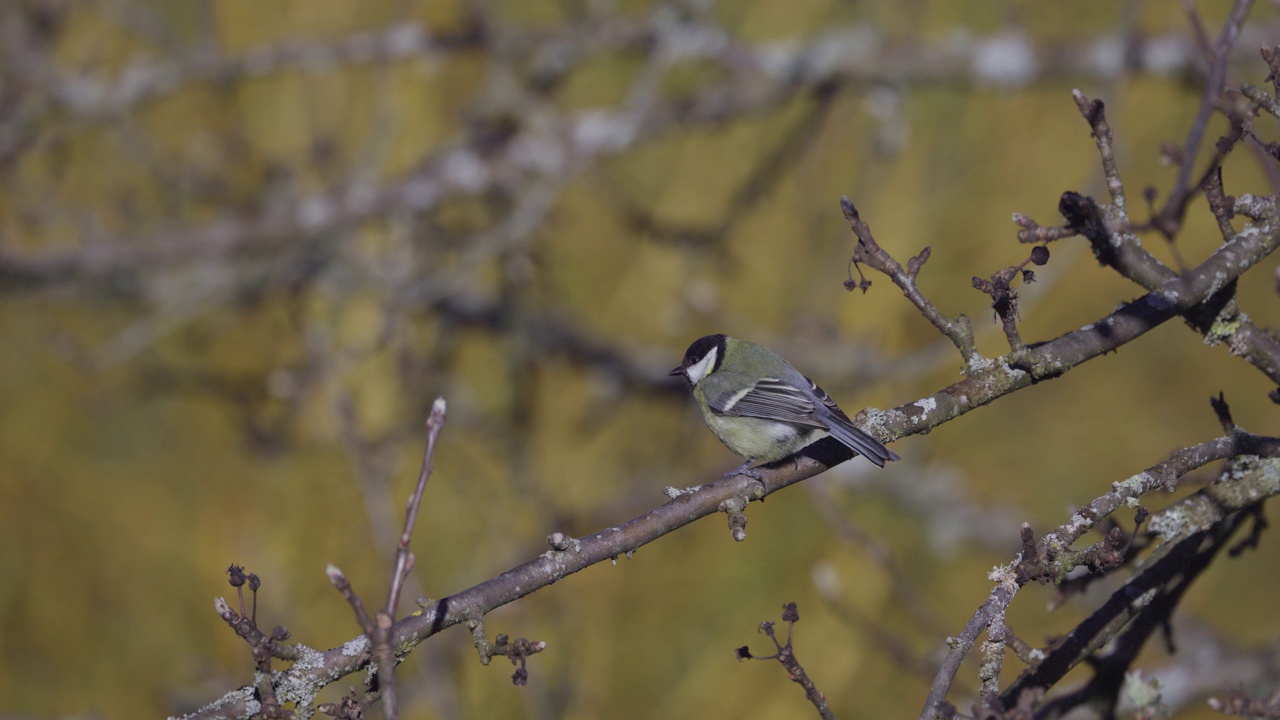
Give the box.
[809,380,900,467]
[711,376,827,427]
[706,372,900,467]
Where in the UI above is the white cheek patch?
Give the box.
[685,346,718,384]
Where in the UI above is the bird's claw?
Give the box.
[724,461,765,483]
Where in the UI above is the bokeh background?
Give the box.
[3,1,1280,718]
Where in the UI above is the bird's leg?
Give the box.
[724,458,765,482]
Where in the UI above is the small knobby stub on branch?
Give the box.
[971,244,1050,353]
[317,689,378,720]
[467,612,547,686]
[326,564,372,630]
[1013,507,1148,586]
[718,484,763,542]
[906,246,931,279]
[1013,211,1078,244]
[1051,507,1152,606]
[1057,190,1116,265]
[1074,91,1107,132]
[546,531,579,552]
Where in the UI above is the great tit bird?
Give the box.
[670,334,899,477]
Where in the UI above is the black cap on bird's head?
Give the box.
[669,334,728,384]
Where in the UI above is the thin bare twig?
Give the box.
[1067,89,1280,389]
[377,397,448,720]
[388,397,448,615]
[1151,0,1254,240]
[326,398,448,720]
[841,196,982,369]
[738,604,835,720]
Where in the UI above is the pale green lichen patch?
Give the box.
[341,634,370,657]
[663,485,703,499]
[1209,456,1280,508]
[1205,313,1241,346]
[998,358,1035,379]
[912,397,938,423]
[1112,472,1153,494]
[1146,458,1280,544]
[978,640,1005,682]
[1148,496,1227,543]
[860,406,897,431]
[965,355,995,374]
[1147,504,1189,542]
[1061,511,1094,538]
[271,645,328,717]
[987,561,1017,583]
[170,686,258,720]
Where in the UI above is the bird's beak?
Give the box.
[668,365,686,377]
